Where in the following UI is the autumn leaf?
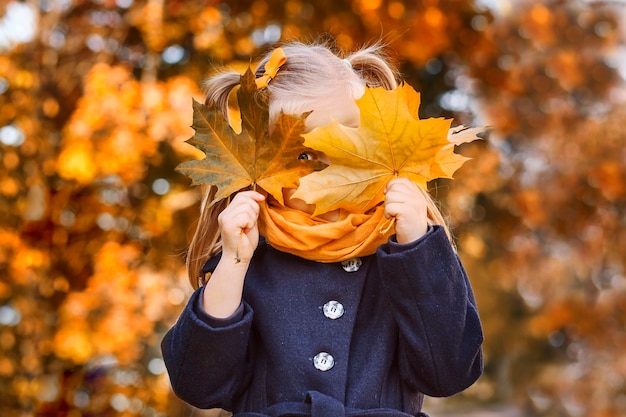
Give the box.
[292,83,483,215]
[176,68,324,205]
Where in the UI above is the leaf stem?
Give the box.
[379,216,396,234]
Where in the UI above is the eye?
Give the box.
[298,153,314,161]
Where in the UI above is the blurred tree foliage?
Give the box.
[0,0,624,416]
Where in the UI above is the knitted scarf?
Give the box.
[258,199,394,263]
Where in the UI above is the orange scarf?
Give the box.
[258,199,394,263]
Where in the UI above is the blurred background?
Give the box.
[1,0,625,416]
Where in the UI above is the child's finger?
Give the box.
[224,192,265,221]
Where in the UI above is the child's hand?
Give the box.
[384,178,429,244]
[218,191,266,263]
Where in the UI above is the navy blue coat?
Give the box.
[161,226,483,417]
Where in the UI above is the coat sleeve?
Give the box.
[160,287,253,409]
[377,226,484,397]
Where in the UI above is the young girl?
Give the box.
[162,42,483,417]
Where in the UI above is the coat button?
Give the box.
[341,257,362,272]
[323,300,344,320]
[313,352,334,371]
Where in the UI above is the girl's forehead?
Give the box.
[304,94,360,131]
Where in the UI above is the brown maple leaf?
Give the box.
[176,68,324,206]
[292,83,483,215]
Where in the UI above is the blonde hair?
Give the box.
[186,41,452,288]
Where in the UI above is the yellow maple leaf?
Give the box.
[292,83,482,216]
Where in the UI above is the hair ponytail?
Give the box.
[203,71,242,118]
[345,45,399,90]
